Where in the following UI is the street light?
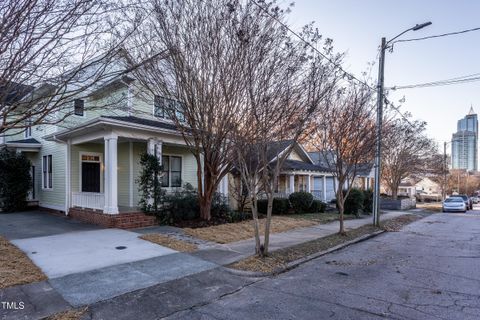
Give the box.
[372,22,432,227]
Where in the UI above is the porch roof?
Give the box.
[279,159,332,173]
[44,115,187,145]
[2,137,42,150]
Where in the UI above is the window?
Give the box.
[161,155,182,187]
[24,119,32,138]
[42,155,53,189]
[74,99,84,116]
[154,95,185,121]
[81,154,101,192]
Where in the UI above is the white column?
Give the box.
[323,175,327,202]
[129,141,134,207]
[65,139,71,215]
[104,136,118,214]
[289,174,295,194]
[109,136,118,214]
[104,138,110,213]
[306,174,311,193]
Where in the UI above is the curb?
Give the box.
[223,229,385,278]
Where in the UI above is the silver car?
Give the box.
[442,197,467,213]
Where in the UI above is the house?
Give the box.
[0,61,207,228]
[229,141,337,210]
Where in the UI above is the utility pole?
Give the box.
[443,141,447,199]
[372,37,386,227]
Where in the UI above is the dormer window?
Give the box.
[24,119,32,138]
[154,95,185,122]
[74,99,84,116]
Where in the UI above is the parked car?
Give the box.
[457,194,473,210]
[442,197,467,213]
[471,196,479,204]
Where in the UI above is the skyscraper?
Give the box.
[451,107,478,171]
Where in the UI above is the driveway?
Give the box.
[0,210,100,240]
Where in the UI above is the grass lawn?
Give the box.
[139,234,198,252]
[184,212,358,244]
[0,236,47,289]
[229,214,422,273]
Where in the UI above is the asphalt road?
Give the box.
[162,209,480,320]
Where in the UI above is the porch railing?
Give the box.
[72,192,104,210]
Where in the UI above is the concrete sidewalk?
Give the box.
[191,211,409,265]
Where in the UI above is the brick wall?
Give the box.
[68,208,157,229]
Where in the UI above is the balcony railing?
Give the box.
[72,192,104,210]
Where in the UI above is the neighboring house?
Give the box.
[229,141,337,210]
[0,61,212,228]
[308,151,374,192]
[415,177,441,195]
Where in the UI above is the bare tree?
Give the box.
[308,85,376,234]
[231,14,341,255]
[381,118,437,200]
[0,0,134,135]
[127,0,308,220]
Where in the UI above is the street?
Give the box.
[81,209,480,319]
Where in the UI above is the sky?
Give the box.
[287,0,480,153]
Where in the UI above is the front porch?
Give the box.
[274,172,336,202]
[48,116,198,227]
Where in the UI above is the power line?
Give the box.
[249,0,374,90]
[389,73,480,90]
[393,26,480,43]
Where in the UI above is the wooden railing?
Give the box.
[72,192,104,210]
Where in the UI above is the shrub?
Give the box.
[211,192,232,218]
[225,211,252,223]
[309,199,326,213]
[289,191,313,214]
[363,189,373,214]
[256,198,290,215]
[163,185,199,222]
[137,152,165,215]
[344,188,365,216]
[0,148,32,212]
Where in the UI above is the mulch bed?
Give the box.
[0,236,47,289]
[139,234,198,252]
[229,214,422,273]
[184,216,318,244]
[43,308,88,320]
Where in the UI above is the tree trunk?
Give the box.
[262,194,274,256]
[337,191,345,235]
[250,194,262,255]
[392,187,398,200]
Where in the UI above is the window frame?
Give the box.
[153,95,185,122]
[160,155,182,188]
[74,99,85,117]
[79,152,103,193]
[42,155,53,190]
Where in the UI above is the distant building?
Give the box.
[452,107,478,172]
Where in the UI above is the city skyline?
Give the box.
[451,107,478,171]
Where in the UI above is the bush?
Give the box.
[211,192,232,218]
[256,198,290,215]
[0,148,32,212]
[289,191,313,214]
[163,186,199,223]
[225,211,252,223]
[309,200,326,213]
[363,189,373,214]
[344,188,365,216]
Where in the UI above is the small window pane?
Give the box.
[171,157,181,171]
[171,172,181,187]
[161,156,169,187]
[48,155,52,188]
[74,99,84,116]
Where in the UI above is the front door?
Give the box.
[82,162,101,193]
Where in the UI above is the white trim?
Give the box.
[78,151,104,193]
[161,153,184,189]
[41,154,53,190]
[65,140,71,214]
[129,141,133,207]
